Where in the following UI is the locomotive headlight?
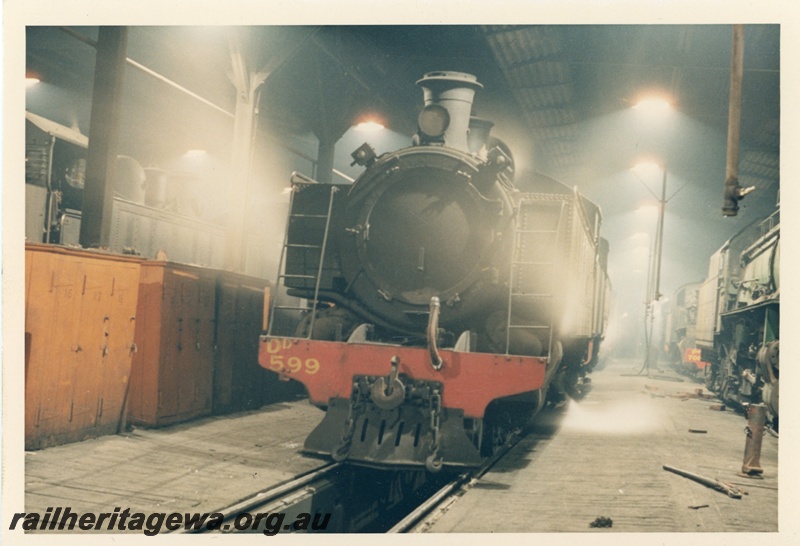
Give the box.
[418,104,450,138]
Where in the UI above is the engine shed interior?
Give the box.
[5,2,791,540]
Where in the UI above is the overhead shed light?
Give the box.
[632,161,663,173]
[354,121,385,132]
[636,204,658,216]
[632,97,672,116]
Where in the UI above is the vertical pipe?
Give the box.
[44,136,56,243]
[646,239,655,305]
[79,26,128,249]
[653,167,667,301]
[723,24,745,216]
[226,82,258,271]
[643,166,666,370]
[647,168,667,369]
[226,38,267,272]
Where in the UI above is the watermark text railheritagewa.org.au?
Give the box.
[9,507,331,535]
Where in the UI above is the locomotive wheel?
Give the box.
[480,408,513,457]
[763,380,779,427]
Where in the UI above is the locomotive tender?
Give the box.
[260,72,610,471]
[695,209,780,426]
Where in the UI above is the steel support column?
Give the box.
[225,57,267,272]
[225,28,315,272]
[79,26,128,249]
[316,138,336,184]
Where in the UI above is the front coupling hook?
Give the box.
[371,356,405,410]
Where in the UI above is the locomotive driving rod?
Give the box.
[662,465,743,499]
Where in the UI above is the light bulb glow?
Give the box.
[633,97,672,114]
[354,121,385,132]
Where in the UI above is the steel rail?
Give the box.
[388,433,521,533]
[177,463,341,533]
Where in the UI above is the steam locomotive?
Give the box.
[25,111,225,266]
[260,72,610,471]
[663,282,706,376]
[695,209,780,427]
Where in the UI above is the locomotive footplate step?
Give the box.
[420,357,778,533]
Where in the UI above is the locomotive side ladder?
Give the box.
[267,181,338,338]
[505,198,565,357]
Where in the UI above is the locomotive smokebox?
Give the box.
[416,71,483,152]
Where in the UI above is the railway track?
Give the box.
[389,433,521,533]
[177,463,347,534]
[180,432,522,534]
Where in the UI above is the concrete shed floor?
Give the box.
[421,357,779,533]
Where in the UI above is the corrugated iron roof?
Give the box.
[480,24,779,198]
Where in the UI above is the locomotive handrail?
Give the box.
[506,198,565,357]
[739,226,779,265]
[290,171,320,185]
[427,297,444,370]
[267,181,337,338]
[267,184,300,337]
[307,186,339,337]
[573,185,600,244]
[758,208,780,235]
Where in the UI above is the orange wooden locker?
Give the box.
[24,244,141,449]
[128,261,216,426]
[213,272,273,414]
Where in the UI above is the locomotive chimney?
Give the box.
[416,71,483,153]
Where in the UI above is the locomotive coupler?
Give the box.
[371,356,406,410]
